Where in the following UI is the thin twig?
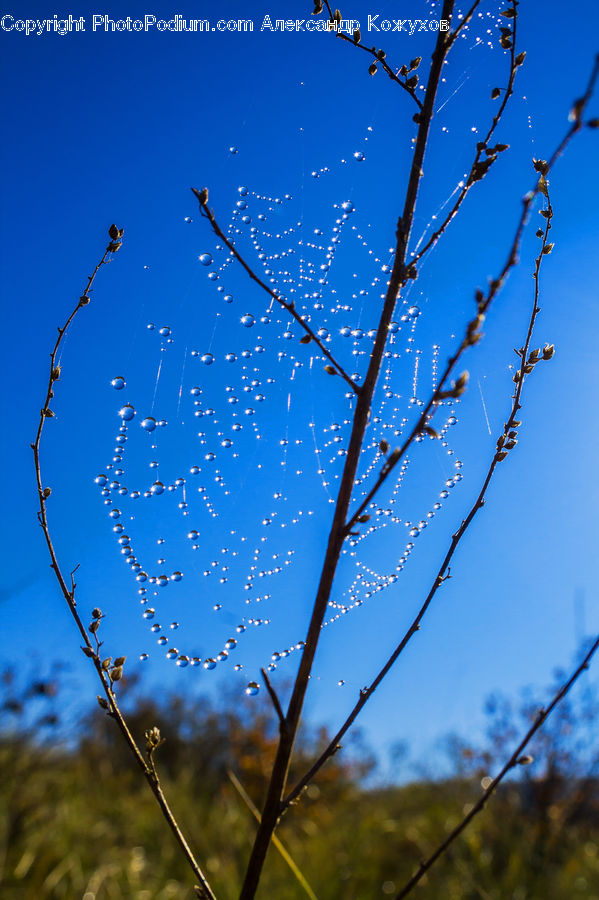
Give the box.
[32,231,217,900]
[394,634,599,898]
[413,0,520,265]
[261,667,286,730]
[319,0,423,107]
[194,192,359,396]
[284,184,555,808]
[344,51,599,533]
[447,0,484,48]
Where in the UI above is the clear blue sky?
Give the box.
[1,0,598,776]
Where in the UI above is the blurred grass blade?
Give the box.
[227,770,319,900]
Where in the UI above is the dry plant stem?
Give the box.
[344,51,599,532]
[320,0,422,106]
[413,0,519,265]
[32,242,217,900]
[238,5,456,897]
[448,0,484,46]
[394,633,599,899]
[198,202,359,396]
[285,184,554,809]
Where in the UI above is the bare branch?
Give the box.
[344,52,599,533]
[193,190,359,395]
[238,7,457,896]
[394,634,599,898]
[317,0,423,106]
[261,667,286,730]
[413,0,521,264]
[32,229,217,900]
[284,185,555,808]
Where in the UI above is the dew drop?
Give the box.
[159,326,171,337]
[199,253,213,266]
[95,474,108,486]
[229,146,238,155]
[143,608,155,620]
[204,658,217,670]
[201,353,214,365]
[141,417,157,432]
[119,404,135,421]
[240,314,255,328]
[245,681,260,696]
[353,151,366,162]
[151,481,165,495]
[176,655,189,667]
[139,653,149,661]
[341,200,355,213]
[111,376,126,390]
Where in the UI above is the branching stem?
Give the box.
[32,237,217,900]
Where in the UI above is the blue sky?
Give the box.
[1,0,598,775]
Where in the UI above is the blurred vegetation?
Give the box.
[1,663,598,899]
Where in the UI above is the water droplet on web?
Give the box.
[141,417,157,432]
[201,353,214,365]
[341,200,355,213]
[240,314,255,328]
[159,326,171,337]
[353,151,365,162]
[111,376,126,390]
[176,655,189,667]
[151,481,165,495]
[139,653,149,661]
[229,146,238,155]
[199,253,213,266]
[407,306,420,318]
[245,681,260,696]
[171,571,183,582]
[143,608,155,620]
[119,404,135,421]
[204,658,217,670]
[184,216,192,224]
[95,474,108,486]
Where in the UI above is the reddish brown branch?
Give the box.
[237,6,457,897]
